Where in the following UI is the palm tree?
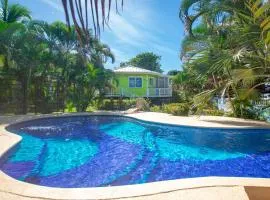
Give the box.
[179,0,270,118]
[179,0,247,37]
[90,40,115,68]
[0,0,118,114]
[0,0,31,23]
[0,0,30,89]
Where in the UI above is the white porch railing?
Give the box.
[147,88,172,97]
[105,88,172,98]
[104,88,123,97]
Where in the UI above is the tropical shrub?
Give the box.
[200,109,224,116]
[150,105,162,112]
[162,103,190,116]
[260,107,270,122]
[65,102,77,113]
[97,99,137,111]
[178,0,270,120]
[232,99,258,119]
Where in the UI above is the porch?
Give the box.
[105,87,172,98]
[147,88,172,97]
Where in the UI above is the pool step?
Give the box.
[108,131,160,186]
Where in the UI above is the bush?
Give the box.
[201,109,224,116]
[232,99,258,119]
[86,105,96,112]
[260,107,270,122]
[162,103,190,116]
[97,99,137,111]
[97,98,151,111]
[103,99,115,110]
[150,105,162,112]
[136,98,150,111]
[65,102,77,112]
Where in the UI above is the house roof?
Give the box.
[113,66,167,77]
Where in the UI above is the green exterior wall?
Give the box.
[113,73,158,97]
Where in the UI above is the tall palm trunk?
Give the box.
[2,0,8,22]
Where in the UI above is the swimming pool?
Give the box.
[0,115,269,188]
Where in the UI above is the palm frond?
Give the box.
[7,3,31,23]
[247,0,270,45]
[231,68,256,87]
[62,0,123,39]
[193,88,218,111]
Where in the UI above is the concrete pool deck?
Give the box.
[0,112,270,200]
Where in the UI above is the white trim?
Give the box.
[114,66,169,77]
[116,71,169,77]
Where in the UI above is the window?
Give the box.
[129,77,135,88]
[149,78,154,86]
[129,77,142,88]
[136,77,142,87]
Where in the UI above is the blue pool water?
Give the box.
[0,115,270,188]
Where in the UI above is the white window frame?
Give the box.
[129,76,143,88]
[169,78,173,85]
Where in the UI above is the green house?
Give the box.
[106,66,172,98]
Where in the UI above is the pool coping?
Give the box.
[0,112,270,200]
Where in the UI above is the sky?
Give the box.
[11,0,185,73]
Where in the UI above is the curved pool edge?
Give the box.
[126,112,270,129]
[1,112,270,200]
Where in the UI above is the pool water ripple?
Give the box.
[0,115,270,188]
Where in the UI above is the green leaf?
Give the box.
[265,31,270,45]
[251,0,261,12]
[260,16,270,28]
[263,21,270,32]
[0,55,4,67]
[254,4,270,19]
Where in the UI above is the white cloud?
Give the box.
[103,1,176,56]
[110,47,129,62]
[107,13,144,47]
[41,0,178,67]
[151,43,177,56]
[40,0,63,12]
